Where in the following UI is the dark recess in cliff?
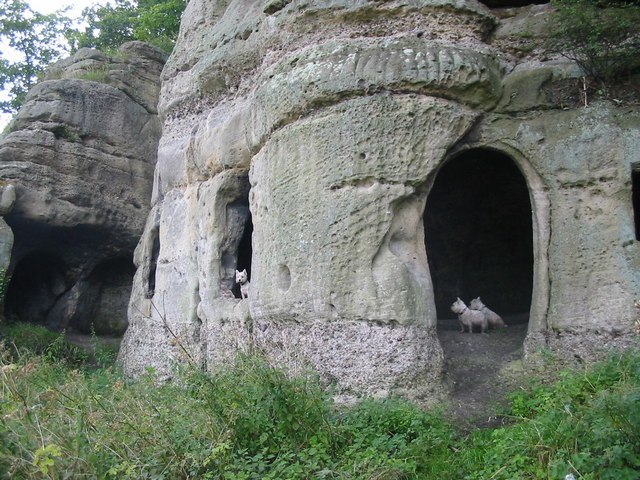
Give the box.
[232,213,253,299]
[479,0,548,7]
[425,149,533,320]
[5,252,69,325]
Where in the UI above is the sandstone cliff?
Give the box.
[0,41,167,335]
[119,0,640,402]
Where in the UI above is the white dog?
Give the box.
[235,269,250,299]
[451,297,488,333]
[470,297,506,328]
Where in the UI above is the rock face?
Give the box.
[119,1,640,401]
[0,183,15,318]
[0,183,15,271]
[0,41,167,335]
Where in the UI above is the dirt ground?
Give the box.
[438,313,530,430]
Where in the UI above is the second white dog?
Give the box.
[470,297,506,328]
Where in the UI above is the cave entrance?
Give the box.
[425,148,533,325]
[5,252,69,325]
[424,148,535,417]
[236,213,253,274]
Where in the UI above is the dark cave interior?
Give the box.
[478,0,548,8]
[424,149,534,320]
[5,252,69,325]
[632,167,640,241]
[232,213,253,299]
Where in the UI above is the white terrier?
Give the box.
[451,297,488,333]
[470,297,506,328]
[235,269,250,299]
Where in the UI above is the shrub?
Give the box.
[458,351,640,479]
[547,0,640,84]
[187,354,332,457]
[1,325,638,480]
[0,322,89,365]
[72,66,109,84]
[335,398,455,478]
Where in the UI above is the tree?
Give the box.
[67,0,137,53]
[0,0,184,115]
[547,0,640,84]
[0,0,72,114]
[134,0,185,52]
[69,0,185,53]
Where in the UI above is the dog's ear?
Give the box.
[456,297,461,301]
[242,269,247,274]
[235,269,240,275]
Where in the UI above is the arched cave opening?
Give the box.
[424,149,533,325]
[5,252,69,325]
[424,149,534,412]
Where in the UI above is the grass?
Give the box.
[71,66,110,84]
[0,322,639,479]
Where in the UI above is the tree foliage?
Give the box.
[547,0,640,83]
[0,0,184,115]
[0,0,72,114]
[68,0,137,53]
[134,0,185,51]
[68,0,185,54]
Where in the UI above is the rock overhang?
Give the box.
[119,0,640,400]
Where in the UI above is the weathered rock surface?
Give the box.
[120,0,640,402]
[45,41,166,114]
[0,42,167,335]
[0,183,15,318]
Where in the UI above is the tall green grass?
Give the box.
[456,351,640,480]
[0,322,639,479]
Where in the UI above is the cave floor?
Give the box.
[437,313,529,430]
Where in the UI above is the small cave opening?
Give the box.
[477,0,548,7]
[425,149,533,325]
[232,210,253,299]
[5,252,69,325]
[632,167,640,241]
[147,230,160,297]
